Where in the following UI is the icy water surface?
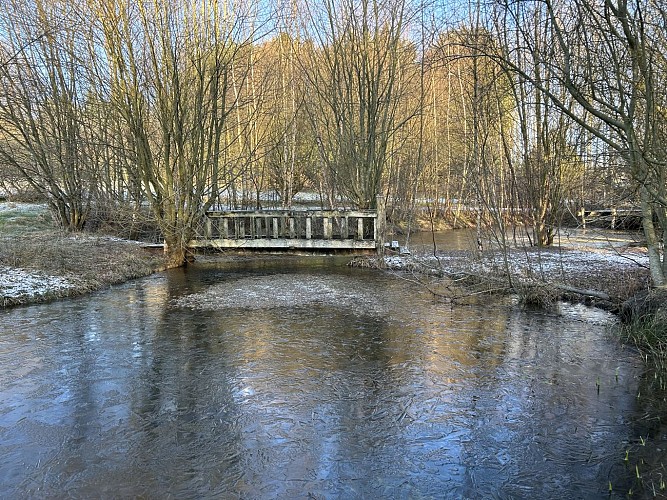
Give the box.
[0,256,646,498]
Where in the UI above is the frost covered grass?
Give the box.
[0,203,164,307]
[354,242,650,308]
[0,266,80,307]
[0,202,52,235]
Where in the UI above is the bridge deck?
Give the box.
[189,207,384,253]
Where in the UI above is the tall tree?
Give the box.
[301,0,416,209]
[257,32,315,208]
[94,0,261,267]
[0,0,100,230]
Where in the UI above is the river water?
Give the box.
[0,256,648,498]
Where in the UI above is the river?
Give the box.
[0,255,649,498]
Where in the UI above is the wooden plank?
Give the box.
[323,217,331,239]
[188,238,377,250]
[255,217,262,238]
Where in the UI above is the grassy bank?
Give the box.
[352,245,650,310]
[0,203,164,307]
[617,307,667,497]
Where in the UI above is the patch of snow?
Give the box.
[384,246,648,279]
[384,256,406,269]
[0,266,77,301]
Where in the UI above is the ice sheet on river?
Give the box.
[174,273,388,315]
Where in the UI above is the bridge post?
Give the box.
[306,216,312,239]
[376,194,386,255]
[611,208,617,230]
[272,217,279,239]
[255,216,262,238]
[205,217,212,239]
[323,217,332,239]
[579,206,586,230]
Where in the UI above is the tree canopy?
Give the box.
[0,0,664,279]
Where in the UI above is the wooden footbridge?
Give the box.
[188,205,385,254]
[577,207,643,229]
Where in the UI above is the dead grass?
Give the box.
[0,228,165,307]
[513,280,560,308]
[356,247,651,310]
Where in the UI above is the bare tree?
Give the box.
[494,0,667,285]
[94,0,263,267]
[0,0,100,230]
[496,1,584,247]
[300,0,417,209]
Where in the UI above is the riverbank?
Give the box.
[351,243,650,309]
[0,202,164,307]
[0,230,164,307]
[0,201,650,310]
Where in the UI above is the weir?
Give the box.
[188,204,385,254]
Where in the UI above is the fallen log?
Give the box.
[554,283,611,301]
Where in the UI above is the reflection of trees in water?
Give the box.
[314,314,401,492]
[457,307,640,498]
[217,306,399,496]
[137,264,405,494]
[129,306,244,495]
[10,283,181,494]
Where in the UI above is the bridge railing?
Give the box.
[190,207,383,252]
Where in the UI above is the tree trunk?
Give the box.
[641,185,665,286]
[163,236,189,269]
